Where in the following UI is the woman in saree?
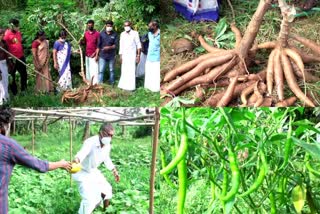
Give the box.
[31,31,53,93]
[53,30,72,91]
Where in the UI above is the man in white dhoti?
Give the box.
[144,20,160,92]
[0,29,9,103]
[72,123,120,214]
[118,21,142,91]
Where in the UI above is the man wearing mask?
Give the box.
[82,20,100,85]
[144,20,160,92]
[118,21,141,91]
[3,18,27,95]
[0,107,72,214]
[96,20,117,85]
[72,123,120,214]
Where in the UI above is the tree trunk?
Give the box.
[82,121,90,140]
[42,116,48,133]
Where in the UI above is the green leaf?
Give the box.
[224,196,236,214]
[183,34,193,41]
[216,31,235,42]
[194,46,206,54]
[165,97,195,107]
[292,137,320,159]
[293,119,315,126]
[215,17,228,40]
[269,133,287,142]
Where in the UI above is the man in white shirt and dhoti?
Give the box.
[118,21,141,91]
[72,123,120,214]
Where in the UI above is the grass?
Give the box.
[4,65,159,107]
[160,0,320,106]
[8,124,153,214]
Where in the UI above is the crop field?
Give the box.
[158,107,320,213]
[8,122,153,214]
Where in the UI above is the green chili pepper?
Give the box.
[278,176,286,205]
[240,150,268,197]
[305,154,320,178]
[160,148,176,188]
[221,166,229,197]
[177,157,187,214]
[220,149,240,202]
[208,166,216,201]
[160,122,188,175]
[220,164,229,211]
[270,192,276,214]
[279,115,293,170]
[176,108,188,214]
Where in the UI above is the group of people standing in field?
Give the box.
[0,18,160,104]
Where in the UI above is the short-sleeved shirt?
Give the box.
[140,34,149,55]
[98,31,117,60]
[0,135,49,214]
[3,30,24,59]
[0,40,8,61]
[31,40,41,49]
[84,30,100,57]
[53,41,71,53]
[147,30,160,62]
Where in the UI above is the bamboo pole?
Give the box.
[32,119,35,155]
[69,117,73,186]
[149,107,160,214]
[12,108,153,123]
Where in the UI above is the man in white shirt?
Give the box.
[72,123,120,214]
[118,21,142,91]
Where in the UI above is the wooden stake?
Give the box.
[32,120,35,155]
[149,107,160,214]
[69,117,73,186]
[12,120,15,135]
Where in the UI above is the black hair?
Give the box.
[105,20,114,26]
[99,123,114,136]
[34,30,45,41]
[150,20,160,28]
[9,18,19,27]
[87,20,95,25]
[0,107,14,135]
[59,30,67,38]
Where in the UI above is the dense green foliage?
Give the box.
[9,121,152,213]
[159,107,320,213]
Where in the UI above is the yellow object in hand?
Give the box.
[70,163,82,174]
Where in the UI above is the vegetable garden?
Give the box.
[159,107,320,213]
[7,107,159,214]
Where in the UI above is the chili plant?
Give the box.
[159,107,320,214]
